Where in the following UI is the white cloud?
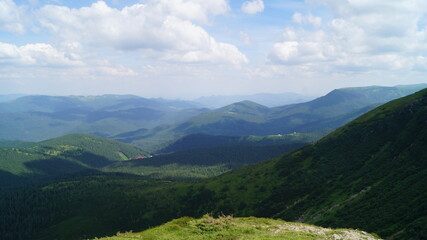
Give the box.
[269,0,427,73]
[37,1,247,65]
[241,0,265,15]
[0,41,138,77]
[0,0,26,33]
[156,0,229,24]
[0,42,83,67]
[292,13,322,27]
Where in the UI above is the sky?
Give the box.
[1,0,427,99]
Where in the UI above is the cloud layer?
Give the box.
[0,42,83,67]
[269,0,427,73]
[0,0,26,33]
[1,0,427,98]
[37,1,247,65]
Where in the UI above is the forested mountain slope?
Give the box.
[119,84,427,150]
[1,87,426,240]
[0,134,147,186]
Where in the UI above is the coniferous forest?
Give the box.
[0,87,426,239]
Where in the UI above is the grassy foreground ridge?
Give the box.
[96,215,381,240]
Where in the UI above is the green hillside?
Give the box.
[189,87,427,239]
[103,142,305,179]
[97,215,381,240]
[119,84,427,151]
[1,88,427,240]
[156,132,325,154]
[0,134,147,186]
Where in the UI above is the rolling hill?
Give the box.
[0,133,307,183]
[116,84,427,151]
[194,92,313,108]
[0,95,206,141]
[0,133,148,186]
[1,87,426,239]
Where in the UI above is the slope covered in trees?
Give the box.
[1,88,426,240]
[0,134,148,186]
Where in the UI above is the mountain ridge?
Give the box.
[118,84,427,151]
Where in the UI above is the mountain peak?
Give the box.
[218,100,269,113]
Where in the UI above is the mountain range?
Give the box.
[193,92,313,108]
[116,84,427,151]
[0,94,206,141]
[0,86,426,239]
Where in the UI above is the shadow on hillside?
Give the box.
[0,170,26,188]
[25,158,90,176]
[61,152,114,168]
[131,143,307,168]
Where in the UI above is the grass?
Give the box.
[95,215,380,240]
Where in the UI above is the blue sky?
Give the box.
[1,0,427,99]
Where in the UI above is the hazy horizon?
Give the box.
[1,0,427,99]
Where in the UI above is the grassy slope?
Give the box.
[98,215,380,240]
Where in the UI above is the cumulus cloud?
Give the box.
[37,0,247,65]
[269,0,427,72]
[0,41,137,78]
[0,42,83,67]
[241,0,265,15]
[156,0,229,24]
[0,0,26,33]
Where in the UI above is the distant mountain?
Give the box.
[0,139,35,147]
[0,94,27,103]
[194,92,314,108]
[0,95,207,141]
[0,133,147,186]
[118,84,427,150]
